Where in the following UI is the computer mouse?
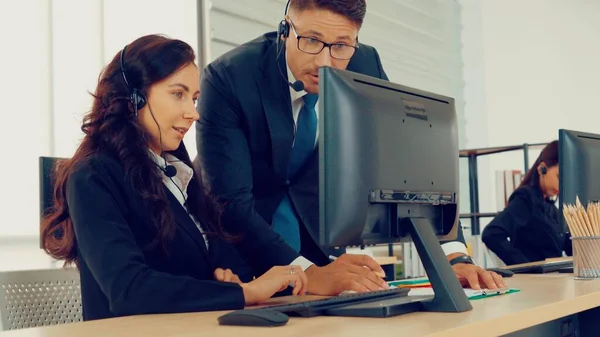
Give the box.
[217,309,289,327]
[487,267,514,278]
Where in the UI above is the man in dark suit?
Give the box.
[197,0,505,295]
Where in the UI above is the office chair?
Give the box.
[0,268,82,331]
[39,156,68,248]
[39,156,68,218]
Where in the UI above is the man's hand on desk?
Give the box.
[304,254,388,295]
[447,253,507,290]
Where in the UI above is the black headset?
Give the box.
[275,0,305,92]
[120,46,147,117]
[119,45,178,179]
[277,0,292,51]
[540,164,551,203]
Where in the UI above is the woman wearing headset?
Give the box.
[40,34,307,321]
[482,141,572,265]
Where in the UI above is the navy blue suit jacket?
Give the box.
[68,154,248,320]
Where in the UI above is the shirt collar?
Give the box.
[148,150,194,192]
[286,52,308,103]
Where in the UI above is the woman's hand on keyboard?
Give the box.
[214,268,243,285]
[241,265,308,305]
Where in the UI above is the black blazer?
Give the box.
[482,185,572,265]
[67,154,249,321]
[197,32,466,272]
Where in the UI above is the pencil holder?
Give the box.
[562,197,600,279]
[571,236,600,279]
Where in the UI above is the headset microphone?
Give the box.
[163,163,177,178]
[289,80,304,91]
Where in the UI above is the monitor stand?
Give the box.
[324,217,473,318]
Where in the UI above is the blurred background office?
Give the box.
[0,0,598,272]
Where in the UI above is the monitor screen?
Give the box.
[559,129,600,232]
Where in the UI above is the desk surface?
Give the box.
[2,274,600,337]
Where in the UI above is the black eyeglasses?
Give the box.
[288,19,359,60]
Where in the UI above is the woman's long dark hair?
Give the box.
[519,140,559,189]
[41,34,229,266]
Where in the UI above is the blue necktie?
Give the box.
[271,94,318,252]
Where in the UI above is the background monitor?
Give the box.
[559,129,600,232]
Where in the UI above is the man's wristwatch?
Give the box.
[449,255,475,266]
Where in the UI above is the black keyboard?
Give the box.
[508,260,573,274]
[250,287,410,317]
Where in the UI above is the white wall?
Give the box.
[461,0,600,216]
[0,0,52,238]
[483,0,600,145]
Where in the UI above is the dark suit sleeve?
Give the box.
[481,189,532,265]
[67,163,245,317]
[372,48,389,81]
[196,64,299,274]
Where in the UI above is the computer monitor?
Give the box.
[559,129,600,231]
[317,67,471,315]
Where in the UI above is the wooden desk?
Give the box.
[2,274,600,337]
[373,256,397,265]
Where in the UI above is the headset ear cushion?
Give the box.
[130,89,146,111]
[278,20,289,39]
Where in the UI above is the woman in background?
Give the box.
[41,34,306,321]
[482,140,572,265]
